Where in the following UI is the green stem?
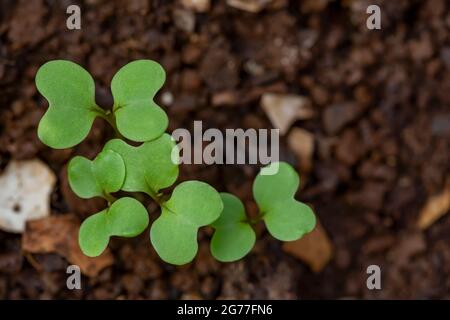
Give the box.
[103,192,117,205]
[95,107,125,139]
[247,211,265,225]
[147,190,161,205]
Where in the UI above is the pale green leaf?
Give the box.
[253,162,316,241]
[68,149,125,199]
[36,60,102,149]
[210,193,255,262]
[150,181,223,265]
[104,134,178,196]
[111,60,168,142]
[79,197,149,257]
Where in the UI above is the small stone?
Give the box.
[0,252,23,273]
[161,91,174,106]
[125,0,149,14]
[300,0,329,13]
[227,0,271,13]
[261,93,314,135]
[440,47,450,70]
[180,0,210,12]
[199,48,239,91]
[282,220,333,273]
[180,69,202,91]
[431,113,450,137]
[322,102,363,135]
[0,160,56,233]
[335,129,366,166]
[173,8,195,33]
[346,182,387,211]
[388,232,426,267]
[182,43,203,65]
[409,33,433,62]
[212,91,238,107]
[362,234,396,255]
[244,60,265,76]
[287,128,315,172]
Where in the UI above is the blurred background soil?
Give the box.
[0,0,449,299]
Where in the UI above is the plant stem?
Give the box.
[247,211,265,225]
[95,106,125,139]
[103,192,117,205]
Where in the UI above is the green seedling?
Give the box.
[150,181,223,265]
[36,59,167,149]
[103,133,178,199]
[253,162,316,241]
[68,149,125,201]
[36,59,316,266]
[209,162,316,261]
[79,197,149,257]
[210,193,256,262]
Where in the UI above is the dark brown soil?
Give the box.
[0,0,449,299]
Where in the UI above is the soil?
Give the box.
[0,0,449,299]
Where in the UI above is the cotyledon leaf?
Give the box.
[210,193,256,262]
[103,133,178,196]
[111,60,168,142]
[79,197,149,257]
[68,149,125,199]
[253,162,316,241]
[36,60,104,149]
[150,181,223,265]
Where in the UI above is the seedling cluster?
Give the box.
[36,59,316,265]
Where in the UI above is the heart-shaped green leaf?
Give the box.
[68,149,125,199]
[36,60,103,149]
[79,197,149,257]
[253,162,316,241]
[150,181,223,265]
[210,193,256,262]
[111,60,168,142]
[104,133,178,196]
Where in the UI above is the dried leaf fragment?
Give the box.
[282,220,333,273]
[22,215,113,277]
[227,0,272,13]
[261,93,314,135]
[180,0,210,12]
[287,128,315,172]
[417,179,450,230]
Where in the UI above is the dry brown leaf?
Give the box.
[227,0,271,13]
[180,0,210,12]
[261,93,314,135]
[287,128,315,172]
[416,178,450,230]
[282,220,333,273]
[22,214,113,277]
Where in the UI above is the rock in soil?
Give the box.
[322,102,364,135]
[0,159,55,233]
